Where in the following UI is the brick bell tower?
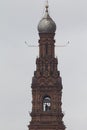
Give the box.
[28,2,65,130]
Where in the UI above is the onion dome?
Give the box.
[38,2,56,33]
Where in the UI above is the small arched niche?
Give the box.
[43,96,51,112]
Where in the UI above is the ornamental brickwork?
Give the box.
[28,33,65,130]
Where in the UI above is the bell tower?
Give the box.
[28,2,65,130]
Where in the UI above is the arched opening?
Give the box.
[45,44,48,55]
[43,96,51,111]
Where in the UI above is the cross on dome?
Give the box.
[45,0,49,12]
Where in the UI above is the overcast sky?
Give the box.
[0,0,87,130]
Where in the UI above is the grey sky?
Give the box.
[0,0,87,130]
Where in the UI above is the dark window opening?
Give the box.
[45,44,48,55]
[43,96,51,111]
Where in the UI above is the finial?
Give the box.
[45,0,49,12]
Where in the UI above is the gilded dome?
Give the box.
[38,4,56,33]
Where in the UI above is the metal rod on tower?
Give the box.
[25,41,70,48]
[25,41,38,47]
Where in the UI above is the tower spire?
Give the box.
[38,0,56,33]
[29,2,65,130]
[45,0,49,12]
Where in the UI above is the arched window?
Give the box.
[43,96,51,111]
[45,44,48,55]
